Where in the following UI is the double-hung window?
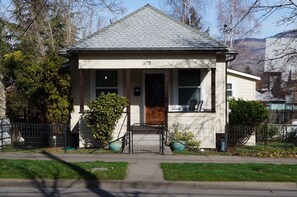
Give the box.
[178,69,201,110]
[95,70,118,97]
[226,83,233,98]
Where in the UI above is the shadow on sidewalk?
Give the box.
[18,151,116,196]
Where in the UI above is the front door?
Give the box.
[145,74,165,125]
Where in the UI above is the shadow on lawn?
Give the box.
[19,151,116,197]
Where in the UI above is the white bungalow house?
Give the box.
[60,4,237,150]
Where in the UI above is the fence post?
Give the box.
[64,124,67,153]
[1,121,3,152]
[225,124,228,152]
[285,124,288,150]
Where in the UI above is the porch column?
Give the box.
[125,70,131,132]
[79,69,84,113]
[164,69,169,130]
[211,68,216,112]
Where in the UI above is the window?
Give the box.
[227,83,233,97]
[178,69,200,107]
[95,70,118,96]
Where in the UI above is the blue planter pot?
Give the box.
[109,141,122,152]
[170,141,186,152]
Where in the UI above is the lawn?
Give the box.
[171,142,297,158]
[0,159,127,180]
[1,145,113,154]
[161,163,297,182]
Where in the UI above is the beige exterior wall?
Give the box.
[227,73,258,100]
[71,53,227,148]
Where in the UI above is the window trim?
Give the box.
[91,70,122,99]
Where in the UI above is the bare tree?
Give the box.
[216,0,260,48]
[256,1,297,97]
[162,0,208,31]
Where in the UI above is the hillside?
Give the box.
[229,38,266,77]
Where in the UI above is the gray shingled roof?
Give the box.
[68,4,227,51]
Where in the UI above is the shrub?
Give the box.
[84,93,128,147]
[228,98,269,146]
[257,124,279,142]
[169,122,200,151]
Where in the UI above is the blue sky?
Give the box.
[120,0,295,39]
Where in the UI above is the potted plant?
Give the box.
[169,122,200,152]
[84,92,128,150]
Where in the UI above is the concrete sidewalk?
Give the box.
[0,152,297,190]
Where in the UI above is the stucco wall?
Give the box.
[168,59,226,149]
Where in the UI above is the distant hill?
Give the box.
[229,38,266,77]
[271,29,297,38]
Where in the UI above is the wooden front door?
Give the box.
[145,74,165,125]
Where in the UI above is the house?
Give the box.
[60,4,236,149]
[227,69,260,101]
[259,32,297,124]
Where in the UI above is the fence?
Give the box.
[226,123,297,149]
[268,109,297,124]
[0,119,78,151]
[129,123,165,154]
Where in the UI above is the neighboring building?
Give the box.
[227,69,260,100]
[259,32,297,124]
[60,4,235,149]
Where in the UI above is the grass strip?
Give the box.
[0,159,127,180]
[161,163,297,182]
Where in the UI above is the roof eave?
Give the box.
[67,47,228,53]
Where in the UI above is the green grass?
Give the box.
[1,145,113,154]
[0,159,127,180]
[233,142,297,158]
[161,163,297,182]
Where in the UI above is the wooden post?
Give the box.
[124,70,131,153]
[79,69,84,113]
[211,68,216,112]
[125,70,131,131]
[164,70,169,130]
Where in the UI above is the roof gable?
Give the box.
[69,4,227,51]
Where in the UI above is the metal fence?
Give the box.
[225,123,297,149]
[259,124,297,145]
[0,119,78,151]
[268,109,297,124]
[128,123,165,154]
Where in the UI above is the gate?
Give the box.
[129,123,165,154]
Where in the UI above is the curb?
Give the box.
[0,179,296,191]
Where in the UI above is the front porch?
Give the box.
[72,57,226,149]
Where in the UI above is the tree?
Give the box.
[255,1,297,101]
[162,0,208,31]
[0,0,125,124]
[216,0,260,48]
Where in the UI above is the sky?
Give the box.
[120,0,296,39]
